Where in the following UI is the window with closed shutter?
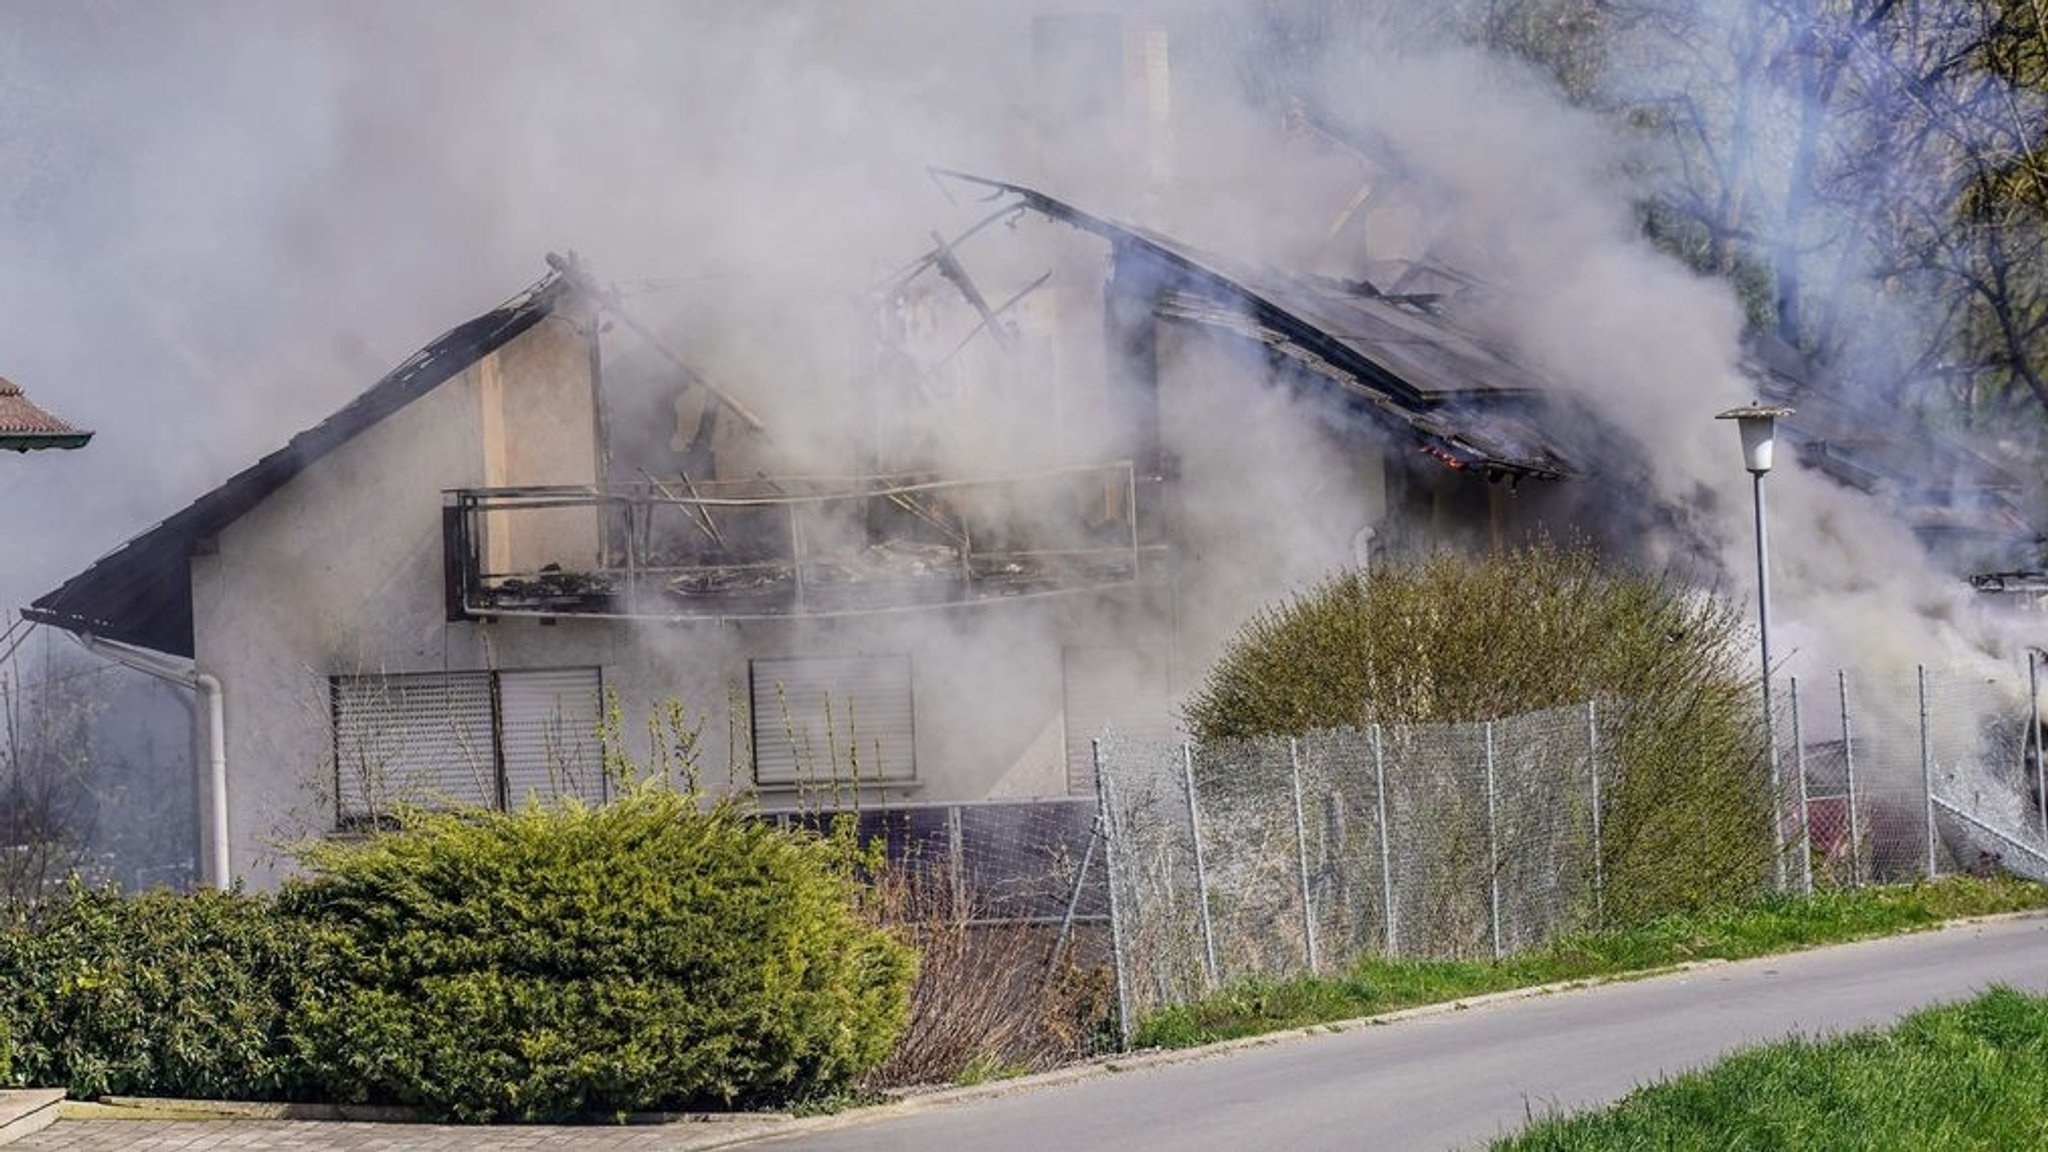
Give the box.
[333,672,496,819]
[331,667,603,823]
[499,668,606,807]
[751,655,915,787]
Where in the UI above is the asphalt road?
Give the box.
[759,915,2048,1152]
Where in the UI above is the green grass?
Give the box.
[1132,875,2048,1049]
[1495,986,2048,1150]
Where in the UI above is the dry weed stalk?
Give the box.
[861,853,1110,1089]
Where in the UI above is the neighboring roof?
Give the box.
[23,272,570,657]
[0,375,93,451]
[939,172,1573,481]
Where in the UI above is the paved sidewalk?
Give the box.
[10,1115,790,1150]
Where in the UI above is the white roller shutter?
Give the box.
[752,655,915,787]
[333,672,496,819]
[500,668,606,807]
[1063,644,1174,794]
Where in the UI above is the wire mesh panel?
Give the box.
[1379,718,1494,959]
[956,799,1101,924]
[1921,664,2048,880]
[1841,668,1943,881]
[1490,706,1600,954]
[1296,727,1395,969]
[1189,737,1310,982]
[1096,732,1210,1019]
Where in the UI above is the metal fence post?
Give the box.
[1372,723,1397,955]
[1048,815,1100,975]
[1840,670,1860,886]
[2032,651,2045,842]
[1586,700,1603,928]
[1288,738,1320,974]
[947,803,966,913]
[1919,665,1937,878]
[1181,743,1220,989]
[1791,676,1812,895]
[1485,720,1502,961]
[1093,740,1132,1052]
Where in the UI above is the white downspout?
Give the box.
[195,673,228,889]
[72,633,230,890]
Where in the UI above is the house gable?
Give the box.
[22,273,571,656]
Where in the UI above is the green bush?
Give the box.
[281,785,916,1121]
[0,886,314,1099]
[0,1013,11,1086]
[1185,543,1773,921]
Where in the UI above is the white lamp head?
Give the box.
[1716,402,1796,474]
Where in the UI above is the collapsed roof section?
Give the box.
[0,375,93,452]
[936,172,1574,484]
[24,274,570,656]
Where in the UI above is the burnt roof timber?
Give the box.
[22,272,573,657]
[932,170,1569,481]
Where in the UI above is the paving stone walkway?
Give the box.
[10,1116,790,1150]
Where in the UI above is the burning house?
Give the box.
[18,157,1599,888]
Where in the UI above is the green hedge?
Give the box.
[1186,544,1773,921]
[0,887,314,1099]
[280,787,915,1121]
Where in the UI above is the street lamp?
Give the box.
[1718,401,1794,890]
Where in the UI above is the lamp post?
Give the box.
[1718,402,1794,891]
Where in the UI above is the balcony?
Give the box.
[447,461,1168,620]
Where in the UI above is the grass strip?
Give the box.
[1132,875,2048,1049]
[1494,986,2048,1150]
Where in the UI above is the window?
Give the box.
[750,655,915,788]
[331,667,603,824]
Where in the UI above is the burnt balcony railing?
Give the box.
[447,461,1169,620]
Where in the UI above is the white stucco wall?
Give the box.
[188,309,1135,887]
[191,312,607,885]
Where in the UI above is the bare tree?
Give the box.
[0,660,102,910]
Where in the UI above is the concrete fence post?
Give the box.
[1372,723,1397,955]
[1288,738,1320,974]
[1840,670,1861,887]
[1791,676,1813,895]
[1485,720,1502,961]
[1181,742,1220,990]
[1092,739,1132,1052]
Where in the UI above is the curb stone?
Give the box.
[0,1090,64,1147]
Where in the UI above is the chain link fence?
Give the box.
[1084,662,2048,1045]
[1092,704,1610,1030]
[770,661,2048,1054]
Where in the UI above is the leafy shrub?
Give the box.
[0,1014,10,1086]
[0,886,314,1099]
[1185,543,1772,921]
[280,785,915,1121]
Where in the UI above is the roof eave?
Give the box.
[2,430,93,452]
